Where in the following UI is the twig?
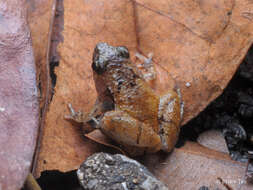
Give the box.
[24,173,41,190]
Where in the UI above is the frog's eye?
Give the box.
[117,46,129,59]
[92,45,108,74]
[92,59,108,75]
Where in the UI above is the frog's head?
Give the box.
[92,42,129,74]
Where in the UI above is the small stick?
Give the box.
[24,173,41,190]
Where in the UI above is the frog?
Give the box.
[66,42,184,155]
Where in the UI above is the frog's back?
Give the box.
[106,61,159,130]
[91,42,159,130]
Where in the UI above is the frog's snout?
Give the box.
[92,42,129,75]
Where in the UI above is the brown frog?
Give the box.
[66,42,183,155]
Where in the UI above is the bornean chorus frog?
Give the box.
[66,42,183,155]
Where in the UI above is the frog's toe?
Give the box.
[67,103,76,116]
[135,52,156,81]
[65,103,84,123]
[135,52,153,67]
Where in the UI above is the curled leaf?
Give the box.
[0,1,39,189]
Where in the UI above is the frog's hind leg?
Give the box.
[158,90,182,152]
[99,110,161,153]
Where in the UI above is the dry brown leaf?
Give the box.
[197,129,229,154]
[85,130,126,155]
[34,0,137,176]
[0,1,39,189]
[134,0,253,122]
[34,0,253,178]
[144,142,253,189]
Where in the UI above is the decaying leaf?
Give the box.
[34,0,253,179]
[144,142,253,189]
[197,129,229,154]
[134,0,253,122]
[34,0,137,176]
[0,1,39,189]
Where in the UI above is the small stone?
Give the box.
[104,154,115,165]
[0,107,5,112]
[132,178,138,184]
[185,82,191,87]
[198,186,209,190]
[87,179,98,189]
[77,153,168,190]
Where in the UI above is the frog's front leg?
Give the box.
[135,52,156,81]
[158,90,183,152]
[99,110,162,153]
[65,103,87,124]
[65,101,105,133]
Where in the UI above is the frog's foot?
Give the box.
[65,103,100,134]
[135,52,156,81]
[65,103,87,124]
